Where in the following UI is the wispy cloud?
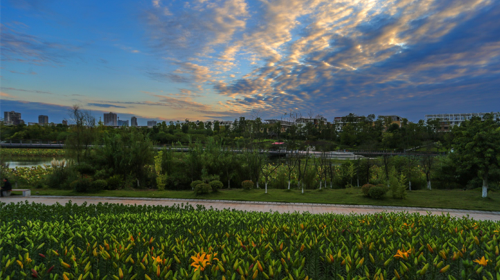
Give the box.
[0,24,80,65]
[87,103,127,108]
[1,87,53,94]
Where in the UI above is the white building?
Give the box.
[425,112,499,132]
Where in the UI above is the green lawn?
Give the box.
[19,187,500,212]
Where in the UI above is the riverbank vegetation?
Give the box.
[1,111,499,200]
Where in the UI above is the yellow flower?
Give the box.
[473,256,489,266]
[394,248,412,259]
[190,252,218,271]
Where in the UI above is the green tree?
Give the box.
[452,114,500,197]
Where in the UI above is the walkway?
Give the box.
[2,196,500,222]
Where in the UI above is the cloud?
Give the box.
[142,0,248,56]
[87,103,127,108]
[0,24,80,65]
[1,87,53,94]
[208,0,500,118]
[0,92,14,98]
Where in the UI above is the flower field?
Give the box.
[0,149,66,157]
[1,202,500,280]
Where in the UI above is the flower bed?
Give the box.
[0,202,498,280]
[0,148,65,157]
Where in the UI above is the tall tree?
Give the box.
[452,114,500,197]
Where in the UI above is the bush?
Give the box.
[71,177,94,193]
[241,180,254,190]
[106,175,123,190]
[46,167,78,190]
[91,179,108,191]
[389,168,407,199]
[190,180,204,190]
[209,180,223,192]
[361,184,374,196]
[368,185,388,199]
[194,183,212,195]
[74,162,95,176]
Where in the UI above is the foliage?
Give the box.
[194,183,212,195]
[361,184,374,196]
[2,165,53,187]
[70,177,94,193]
[389,167,407,199]
[106,175,123,190]
[368,185,388,199]
[154,151,167,191]
[452,114,500,197]
[241,180,254,190]
[209,180,223,192]
[0,148,65,157]
[91,179,108,191]
[190,180,204,190]
[2,202,499,280]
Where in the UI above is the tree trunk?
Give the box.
[288,180,290,190]
[427,180,431,190]
[409,181,411,191]
[357,178,359,188]
[330,181,333,188]
[256,182,259,189]
[228,179,230,189]
[265,182,268,194]
[319,181,322,190]
[301,185,304,194]
[482,178,488,198]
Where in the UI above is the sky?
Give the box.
[1,0,500,125]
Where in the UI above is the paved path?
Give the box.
[2,196,500,222]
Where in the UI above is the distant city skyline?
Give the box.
[2,0,499,121]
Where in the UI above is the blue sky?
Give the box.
[1,0,499,125]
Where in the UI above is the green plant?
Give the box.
[368,185,388,199]
[209,180,223,192]
[91,179,108,191]
[154,150,167,190]
[361,183,374,196]
[389,167,407,199]
[106,175,123,190]
[1,202,497,280]
[241,180,254,190]
[70,177,94,192]
[194,183,212,195]
[190,180,204,190]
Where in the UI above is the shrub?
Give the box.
[74,162,95,176]
[71,177,94,193]
[106,175,123,190]
[209,180,223,192]
[361,184,374,196]
[194,183,212,195]
[368,185,388,199]
[241,180,254,190]
[46,167,77,190]
[91,179,108,191]
[389,168,407,199]
[190,180,204,190]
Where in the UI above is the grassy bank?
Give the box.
[19,187,500,212]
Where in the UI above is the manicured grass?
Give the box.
[25,187,500,211]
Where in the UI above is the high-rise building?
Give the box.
[118,120,129,126]
[147,120,157,127]
[38,115,49,125]
[131,116,138,127]
[104,112,117,126]
[4,111,22,125]
[62,120,68,125]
